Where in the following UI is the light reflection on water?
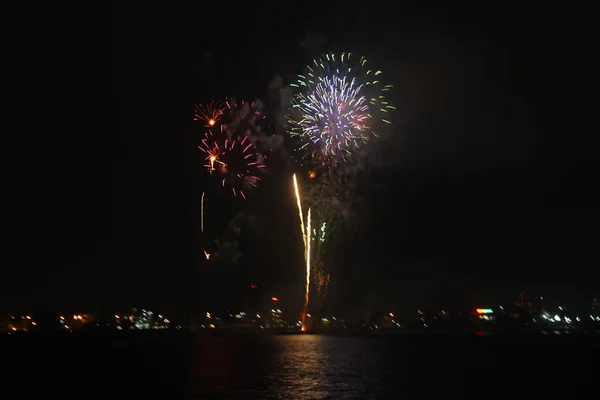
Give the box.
[271,335,331,398]
[7,331,596,398]
[268,334,389,399]
[187,334,398,399]
[186,333,594,399]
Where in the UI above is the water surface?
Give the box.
[186,333,596,399]
[6,332,597,399]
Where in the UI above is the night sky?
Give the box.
[8,5,597,319]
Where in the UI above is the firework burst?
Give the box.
[218,134,266,199]
[198,130,225,172]
[198,130,266,199]
[195,99,268,199]
[194,101,226,127]
[287,52,394,167]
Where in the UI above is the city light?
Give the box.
[2,290,599,335]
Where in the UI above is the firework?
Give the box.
[198,130,226,173]
[285,51,391,315]
[303,167,355,297]
[301,207,311,331]
[287,52,394,166]
[198,131,265,199]
[195,99,268,199]
[218,135,266,199]
[194,100,270,271]
[293,174,312,330]
[294,170,350,325]
[194,101,226,127]
[293,174,306,248]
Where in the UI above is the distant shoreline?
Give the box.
[3,327,599,338]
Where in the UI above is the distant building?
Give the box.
[268,308,285,328]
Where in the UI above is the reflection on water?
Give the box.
[5,333,595,399]
[187,334,596,399]
[271,335,330,398]
[188,334,399,399]
[269,335,393,399]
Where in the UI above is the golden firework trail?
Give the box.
[301,207,311,331]
[293,174,306,248]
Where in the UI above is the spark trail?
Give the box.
[302,207,311,331]
[293,174,306,248]
[201,192,205,233]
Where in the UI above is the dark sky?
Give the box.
[8,4,597,319]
